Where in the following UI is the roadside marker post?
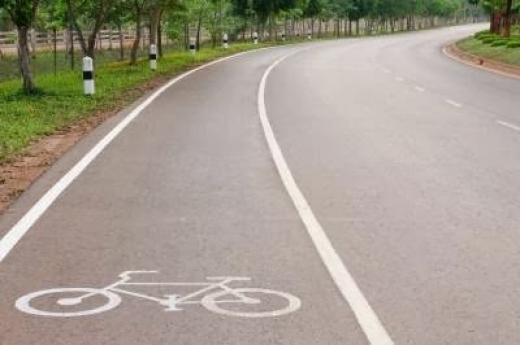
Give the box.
[222,33,229,49]
[149,44,157,71]
[307,30,311,40]
[281,32,286,41]
[189,39,196,55]
[253,32,258,45]
[82,56,94,95]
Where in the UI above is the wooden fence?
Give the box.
[0,29,155,55]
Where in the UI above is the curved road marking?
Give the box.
[0,48,272,263]
[258,51,394,345]
[442,45,520,81]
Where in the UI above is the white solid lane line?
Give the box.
[258,51,394,345]
[414,86,425,93]
[0,49,268,264]
[395,77,404,82]
[497,120,520,131]
[446,99,462,108]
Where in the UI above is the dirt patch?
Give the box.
[446,43,520,78]
[0,74,172,216]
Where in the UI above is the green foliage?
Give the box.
[0,42,269,162]
[482,36,496,43]
[506,40,520,48]
[458,36,520,65]
[305,0,322,18]
[0,0,39,27]
[490,38,509,46]
[474,29,491,37]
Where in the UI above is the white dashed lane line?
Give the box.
[497,120,520,132]
[446,99,462,108]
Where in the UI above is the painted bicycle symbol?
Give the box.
[15,271,301,318]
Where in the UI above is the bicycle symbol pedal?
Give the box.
[15,271,302,318]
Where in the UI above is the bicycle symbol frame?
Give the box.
[15,271,302,318]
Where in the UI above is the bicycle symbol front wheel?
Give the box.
[201,288,301,318]
[15,288,122,317]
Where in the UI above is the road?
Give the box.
[1,24,519,344]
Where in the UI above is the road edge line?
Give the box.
[442,43,520,81]
[0,47,275,264]
[257,50,394,345]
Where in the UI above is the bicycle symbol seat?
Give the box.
[15,270,302,318]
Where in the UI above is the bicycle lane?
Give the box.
[0,44,369,344]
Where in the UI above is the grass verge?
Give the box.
[0,42,273,163]
[457,36,520,66]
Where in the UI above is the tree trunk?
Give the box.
[196,10,203,50]
[491,11,501,34]
[158,20,163,57]
[130,8,142,65]
[17,26,36,93]
[66,0,88,55]
[149,7,162,45]
[118,24,124,61]
[504,0,513,37]
[184,21,189,50]
[269,11,275,41]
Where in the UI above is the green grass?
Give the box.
[0,24,466,164]
[0,44,190,82]
[457,36,520,66]
[0,43,273,163]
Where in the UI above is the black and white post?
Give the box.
[189,39,196,54]
[83,56,94,95]
[149,44,157,71]
[281,32,286,41]
[253,32,258,45]
[222,33,228,49]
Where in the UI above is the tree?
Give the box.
[254,0,296,40]
[65,0,116,57]
[0,0,40,93]
[305,0,323,35]
[129,0,146,65]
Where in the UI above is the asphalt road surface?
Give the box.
[1,24,519,344]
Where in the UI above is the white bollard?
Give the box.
[149,44,157,71]
[189,39,196,54]
[83,56,94,95]
[222,33,229,49]
[253,32,258,45]
[281,32,286,41]
[307,30,312,40]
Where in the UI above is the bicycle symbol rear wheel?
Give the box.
[201,288,301,318]
[16,288,122,317]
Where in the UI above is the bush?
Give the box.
[477,34,495,41]
[475,30,491,39]
[490,39,509,47]
[481,37,496,44]
[506,40,520,48]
